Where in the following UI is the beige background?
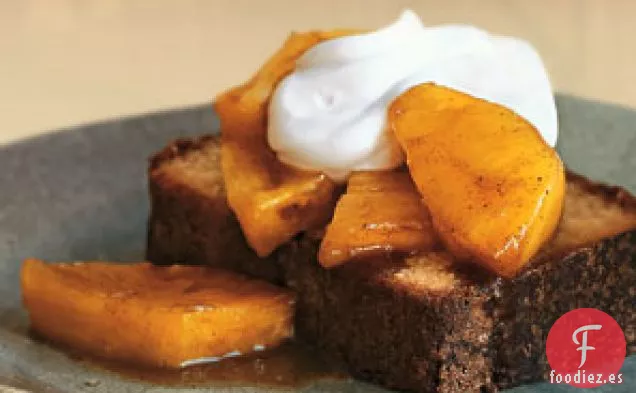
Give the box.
[1,0,635,145]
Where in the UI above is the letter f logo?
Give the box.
[572,324,602,368]
[547,309,626,388]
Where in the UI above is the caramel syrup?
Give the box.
[31,331,347,388]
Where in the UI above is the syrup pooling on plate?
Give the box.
[268,9,558,182]
[54,338,346,388]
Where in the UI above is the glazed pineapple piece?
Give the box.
[220,138,338,257]
[390,84,565,277]
[319,171,439,268]
[216,30,354,257]
[21,259,295,368]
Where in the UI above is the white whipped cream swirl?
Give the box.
[268,10,557,182]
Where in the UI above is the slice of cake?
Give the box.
[147,135,636,392]
[147,136,283,284]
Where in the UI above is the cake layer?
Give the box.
[147,136,636,392]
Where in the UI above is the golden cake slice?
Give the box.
[147,136,636,392]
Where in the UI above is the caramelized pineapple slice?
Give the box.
[216,30,354,257]
[22,259,295,368]
[389,84,565,277]
[319,171,438,268]
[220,138,339,257]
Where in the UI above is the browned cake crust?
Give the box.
[147,135,636,393]
[147,136,282,283]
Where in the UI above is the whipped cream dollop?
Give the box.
[268,10,557,182]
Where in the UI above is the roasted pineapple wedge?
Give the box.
[216,30,354,257]
[21,259,295,368]
[221,138,339,257]
[389,84,565,277]
[319,171,439,268]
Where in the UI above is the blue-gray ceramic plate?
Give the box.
[0,96,634,392]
